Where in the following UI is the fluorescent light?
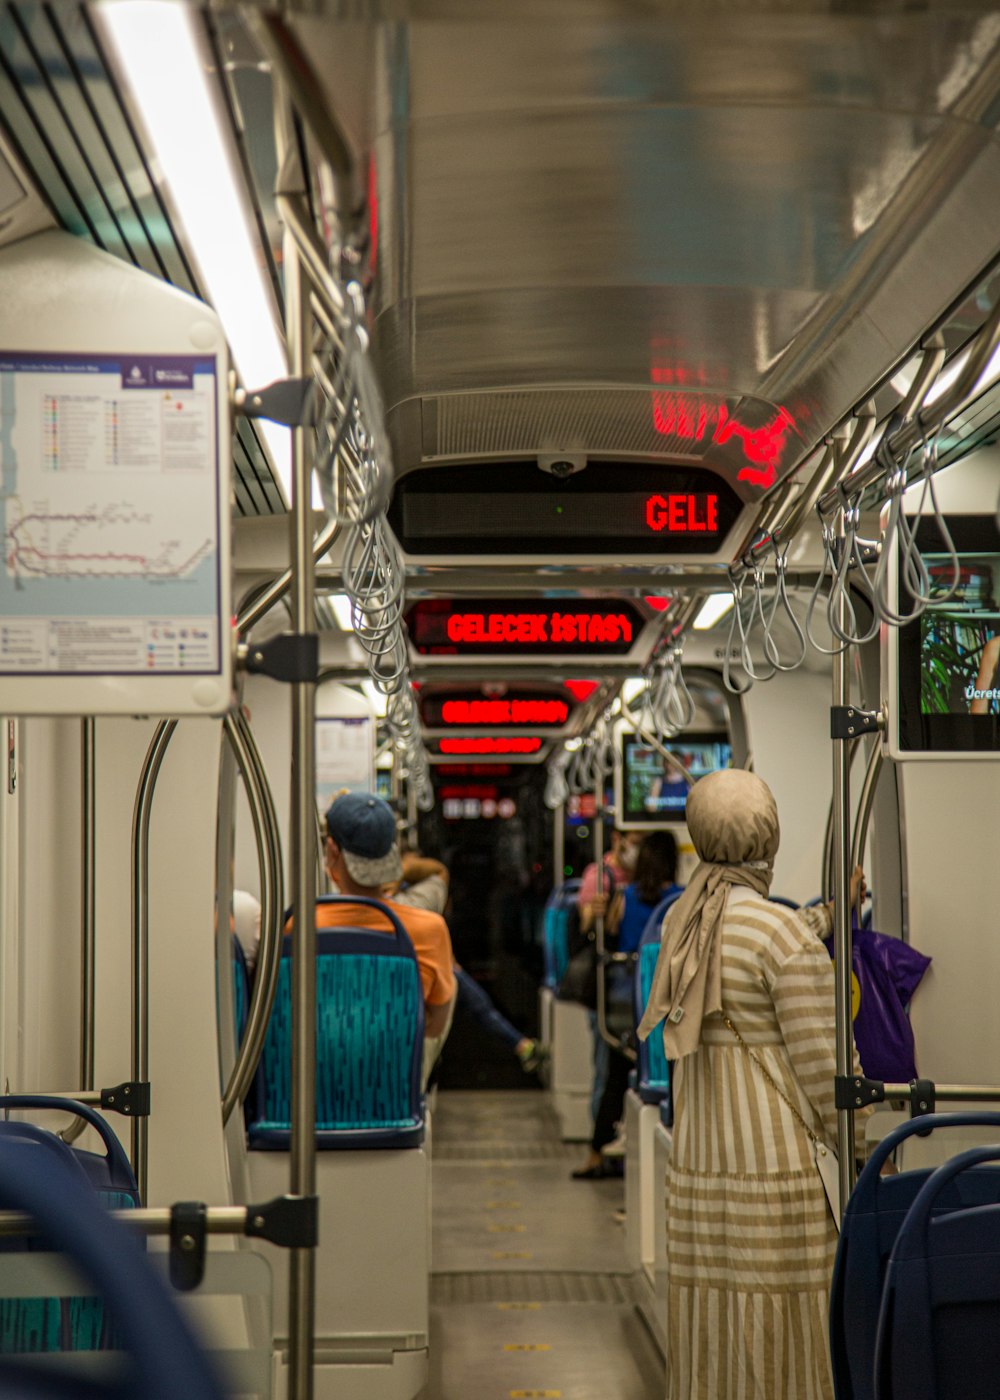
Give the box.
[693,594,735,630]
[100,2,290,500]
[622,678,646,705]
[361,680,388,718]
[329,594,355,632]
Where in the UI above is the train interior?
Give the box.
[0,4,999,1398]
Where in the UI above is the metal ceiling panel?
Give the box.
[342,11,1000,480]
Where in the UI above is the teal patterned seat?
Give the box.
[249,897,425,1150]
[0,1103,139,1356]
[633,890,683,1111]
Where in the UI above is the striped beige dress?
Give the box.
[666,888,840,1400]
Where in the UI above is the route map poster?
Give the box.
[0,352,221,676]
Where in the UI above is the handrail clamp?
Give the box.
[245,1193,319,1249]
[830,706,882,741]
[101,1081,150,1117]
[241,634,320,685]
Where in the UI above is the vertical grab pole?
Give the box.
[285,220,318,1399]
[131,719,177,1201]
[593,782,611,1048]
[63,719,98,1147]
[552,801,565,890]
[831,536,856,1218]
[80,719,96,1100]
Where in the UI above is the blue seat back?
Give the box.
[768,894,800,909]
[831,1112,1000,1400]
[0,1105,139,1359]
[874,1141,1000,1400]
[249,896,425,1150]
[232,935,249,1043]
[633,890,682,1109]
[542,880,582,988]
[0,1135,224,1400]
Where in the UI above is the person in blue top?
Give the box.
[573,830,681,1179]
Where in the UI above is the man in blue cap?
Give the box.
[318,792,456,1080]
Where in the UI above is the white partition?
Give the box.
[549,999,594,1142]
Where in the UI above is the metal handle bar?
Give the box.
[221,710,285,1123]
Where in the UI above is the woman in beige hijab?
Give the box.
[638,768,862,1400]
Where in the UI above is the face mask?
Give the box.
[617,843,639,874]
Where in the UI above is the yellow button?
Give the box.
[504,1344,551,1352]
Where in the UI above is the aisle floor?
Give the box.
[428,1090,664,1400]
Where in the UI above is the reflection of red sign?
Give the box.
[440,699,569,726]
[565,679,599,702]
[439,737,543,755]
[439,785,500,800]
[437,764,513,777]
[644,494,718,533]
[650,391,795,491]
[567,794,597,819]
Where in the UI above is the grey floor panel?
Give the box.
[428,1090,663,1400]
[433,1160,626,1273]
[428,1301,664,1400]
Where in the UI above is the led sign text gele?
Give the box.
[644,494,718,534]
[440,699,570,726]
[445,613,633,647]
[439,737,543,755]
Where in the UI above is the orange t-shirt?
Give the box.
[305,897,456,1009]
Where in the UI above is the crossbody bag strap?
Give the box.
[721,1010,820,1148]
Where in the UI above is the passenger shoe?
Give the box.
[517,1040,550,1074]
[602,1126,626,1158]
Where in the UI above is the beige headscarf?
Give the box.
[636,768,779,1060]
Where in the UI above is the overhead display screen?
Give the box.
[422,689,572,728]
[408,599,642,657]
[388,461,743,555]
[894,515,1000,757]
[437,736,543,755]
[618,731,733,826]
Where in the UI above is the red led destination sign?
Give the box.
[422,691,572,728]
[408,599,642,657]
[438,737,544,755]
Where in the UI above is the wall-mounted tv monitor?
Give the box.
[616,731,733,827]
[886,514,1000,760]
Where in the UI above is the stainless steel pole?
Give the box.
[63,720,97,1147]
[131,719,177,1202]
[553,801,565,889]
[831,552,856,1218]
[285,224,318,1400]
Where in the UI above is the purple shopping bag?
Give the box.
[823,924,931,1083]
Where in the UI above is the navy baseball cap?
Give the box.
[324,791,403,887]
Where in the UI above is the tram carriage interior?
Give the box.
[2,4,1000,1399]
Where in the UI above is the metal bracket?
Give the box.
[830,706,881,741]
[245,1194,319,1249]
[909,1078,936,1121]
[169,1201,207,1292]
[100,1081,150,1117]
[835,1074,885,1111]
[234,377,315,428]
[242,634,319,685]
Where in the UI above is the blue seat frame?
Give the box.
[542,879,582,990]
[248,895,425,1151]
[0,1134,224,1400]
[830,1111,1000,1400]
[632,890,682,1110]
[874,1139,1000,1400]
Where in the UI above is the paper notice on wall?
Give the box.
[316,715,374,814]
